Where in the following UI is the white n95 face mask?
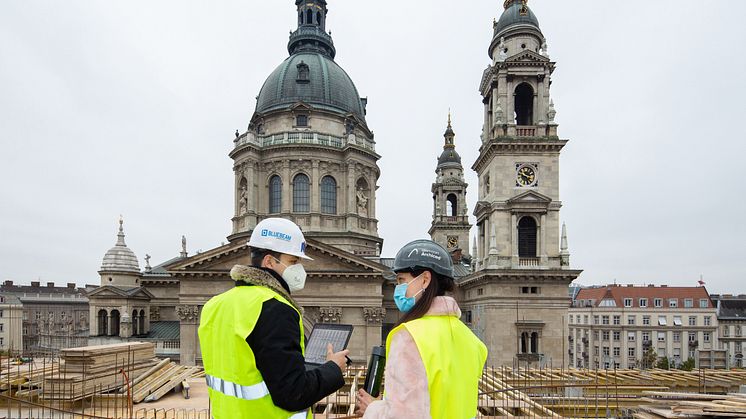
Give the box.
[274,258,307,292]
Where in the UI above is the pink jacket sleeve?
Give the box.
[363,328,430,419]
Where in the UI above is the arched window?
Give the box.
[269,175,282,214]
[139,309,146,335]
[514,83,534,125]
[520,332,528,353]
[518,216,537,258]
[306,9,313,24]
[109,310,120,337]
[299,12,303,25]
[530,332,539,354]
[320,176,337,214]
[132,310,139,336]
[97,309,108,336]
[316,11,321,25]
[293,174,310,212]
[446,194,458,217]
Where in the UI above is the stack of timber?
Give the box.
[124,357,202,403]
[636,391,746,418]
[42,342,159,401]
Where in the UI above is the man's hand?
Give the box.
[326,343,350,371]
[355,388,378,415]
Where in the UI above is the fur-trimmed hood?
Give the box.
[230,265,303,313]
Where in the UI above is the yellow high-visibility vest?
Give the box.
[386,315,487,419]
[198,286,311,419]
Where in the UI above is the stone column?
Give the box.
[246,162,255,214]
[177,305,200,366]
[282,161,291,213]
[540,214,548,265]
[511,213,518,265]
[363,307,386,361]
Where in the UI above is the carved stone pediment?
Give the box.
[506,191,552,212]
[507,50,550,63]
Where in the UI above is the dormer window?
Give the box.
[296,115,308,127]
[296,61,310,83]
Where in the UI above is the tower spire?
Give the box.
[116,215,126,246]
[444,111,455,148]
[289,0,336,58]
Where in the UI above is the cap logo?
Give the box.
[300,242,307,253]
[407,249,419,258]
[261,229,292,242]
[420,250,442,261]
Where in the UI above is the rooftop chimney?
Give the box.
[31,281,40,287]
[661,285,668,288]
[47,282,55,288]
[3,280,12,286]
[67,283,76,289]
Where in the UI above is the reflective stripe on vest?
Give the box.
[205,374,269,400]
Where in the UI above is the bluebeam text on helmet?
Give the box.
[261,229,292,241]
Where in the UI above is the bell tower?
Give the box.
[428,113,472,257]
[459,0,582,368]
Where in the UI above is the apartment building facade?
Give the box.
[712,294,746,368]
[569,285,717,369]
[0,294,24,352]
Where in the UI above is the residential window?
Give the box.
[673,332,681,342]
[576,315,581,324]
[0,323,3,332]
[35,311,41,320]
[673,348,681,359]
[613,347,621,357]
[61,312,66,321]
[602,316,610,325]
[613,315,621,325]
[593,316,599,325]
[642,332,650,342]
[669,299,678,308]
[736,342,743,352]
[699,299,709,308]
[688,332,697,342]
[673,316,682,326]
[624,298,633,307]
[658,316,667,326]
[613,331,621,341]
[628,347,636,357]
[569,315,573,324]
[654,298,663,308]
[628,332,636,341]
[704,316,711,326]
[594,331,599,341]
[0,338,3,346]
[737,326,742,337]
[643,316,651,326]
[689,316,697,326]
[658,332,666,342]
[23,311,28,321]
[628,315,635,325]
[684,299,693,308]
[723,326,730,337]
[477,288,484,296]
[603,347,610,356]
[584,315,589,324]
[703,332,711,343]
[658,348,666,357]
[0,310,3,318]
[639,298,648,308]
[602,331,610,341]
[689,350,696,358]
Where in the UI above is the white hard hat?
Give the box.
[248,218,313,260]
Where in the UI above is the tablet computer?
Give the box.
[304,323,354,367]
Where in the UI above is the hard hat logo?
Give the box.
[420,250,442,261]
[261,229,292,242]
[407,249,419,258]
[248,218,313,260]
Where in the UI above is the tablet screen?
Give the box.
[304,323,354,366]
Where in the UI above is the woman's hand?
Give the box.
[355,388,379,415]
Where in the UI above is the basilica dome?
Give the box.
[437,148,462,170]
[99,220,140,274]
[255,52,367,121]
[494,0,541,37]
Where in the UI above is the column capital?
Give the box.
[363,307,386,324]
[177,305,200,323]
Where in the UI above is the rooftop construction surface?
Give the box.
[3,344,746,418]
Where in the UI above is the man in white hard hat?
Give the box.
[198,218,349,419]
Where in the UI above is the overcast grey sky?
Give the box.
[1,1,745,293]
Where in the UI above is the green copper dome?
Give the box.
[255,52,366,121]
[494,0,541,37]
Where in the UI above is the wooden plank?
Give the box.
[144,367,198,402]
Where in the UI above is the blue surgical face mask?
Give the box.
[394,274,425,313]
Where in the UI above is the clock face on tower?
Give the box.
[447,236,459,249]
[516,163,538,187]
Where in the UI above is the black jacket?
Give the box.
[241,268,344,412]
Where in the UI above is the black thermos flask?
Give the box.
[363,346,386,398]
